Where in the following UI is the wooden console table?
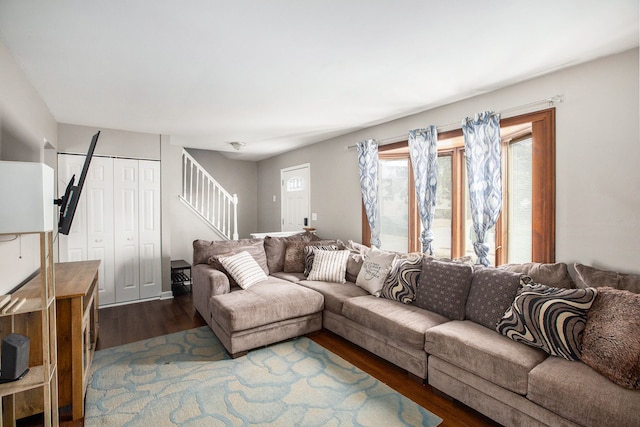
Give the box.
[15,260,100,421]
[54,260,100,420]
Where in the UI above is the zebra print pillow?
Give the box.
[380,254,423,304]
[496,283,598,360]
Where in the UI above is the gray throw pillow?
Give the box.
[415,258,474,320]
[465,267,524,329]
[263,232,318,273]
[580,287,640,389]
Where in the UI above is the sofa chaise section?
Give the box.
[209,277,323,357]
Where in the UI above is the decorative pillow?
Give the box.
[580,287,640,389]
[496,283,597,360]
[263,231,319,274]
[415,258,474,320]
[344,240,366,282]
[283,239,336,273]
[193,238,268,273]
[355,247,397,296]
[574,263,640,294]
[380,253,423,304]
[218,251,268,289]
[498,262,575,289]
[303,245,339,276]
[465,267,525,329]
[307,250,350,284]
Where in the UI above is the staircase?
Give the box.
[179,149,239,240]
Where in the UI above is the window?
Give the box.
[363,109,555,265]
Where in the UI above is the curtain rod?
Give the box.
[346,94,565,150]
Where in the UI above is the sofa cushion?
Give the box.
[263,232,318,274]
[297,280,368,314]
[270,271,306,283]
[580,287,640,389]
[218,251,268,289]
[465,267,523,329]
[528,357,640,427]
[496,283,597,360]
[342,296,449,349]
[209,279,324,333]
[415,259,474,320]
[424,320,547,395]
[380,253,422,304]
[194,238,268,272]
[498,262,575,289]
[284,239,337,273]
[355,247,397,296]
[574,263,640,293]
[307,249,350,283]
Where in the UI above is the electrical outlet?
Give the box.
[312,213,317,221]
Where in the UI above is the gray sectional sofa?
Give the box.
[192,233,640,427]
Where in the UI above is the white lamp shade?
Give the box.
[0,161,54,233]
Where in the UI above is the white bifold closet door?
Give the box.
[58,154,161,305]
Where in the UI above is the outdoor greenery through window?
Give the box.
[362,109,556,265]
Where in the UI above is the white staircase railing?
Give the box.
[180,149,239,240]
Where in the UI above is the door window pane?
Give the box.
[379,158,409,252]
[508,138,533,263]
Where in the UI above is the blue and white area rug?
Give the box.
[85,326,442,426]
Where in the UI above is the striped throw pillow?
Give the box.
[496,282,597,360]
[307,250,350,284]
[303,245,339,276]
[218,251,268,289]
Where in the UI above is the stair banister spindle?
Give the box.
[182,153,187,199]
[207,180,211,222]
[189,161,194,205]
[232,194,239,240]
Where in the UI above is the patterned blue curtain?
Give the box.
[356,139,381,248]
[462,111,501,266]
[408,126,438,255]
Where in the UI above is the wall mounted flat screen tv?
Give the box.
[54,131,100,235]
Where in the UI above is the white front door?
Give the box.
[281,164,310,232]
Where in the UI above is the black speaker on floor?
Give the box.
[0,333,30,383]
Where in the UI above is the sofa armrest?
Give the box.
[192,264,230,320]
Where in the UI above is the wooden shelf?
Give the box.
[0,365,45,398]
[0,231,58,426]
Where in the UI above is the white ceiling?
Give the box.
[0,1,638,161]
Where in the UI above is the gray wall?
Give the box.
[0,40,58,293]
[257,48,640,275]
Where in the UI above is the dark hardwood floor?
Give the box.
[26,293,499,426]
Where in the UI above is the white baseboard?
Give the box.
[160,290,174,300]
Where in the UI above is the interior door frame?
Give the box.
[280,163,311,232]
